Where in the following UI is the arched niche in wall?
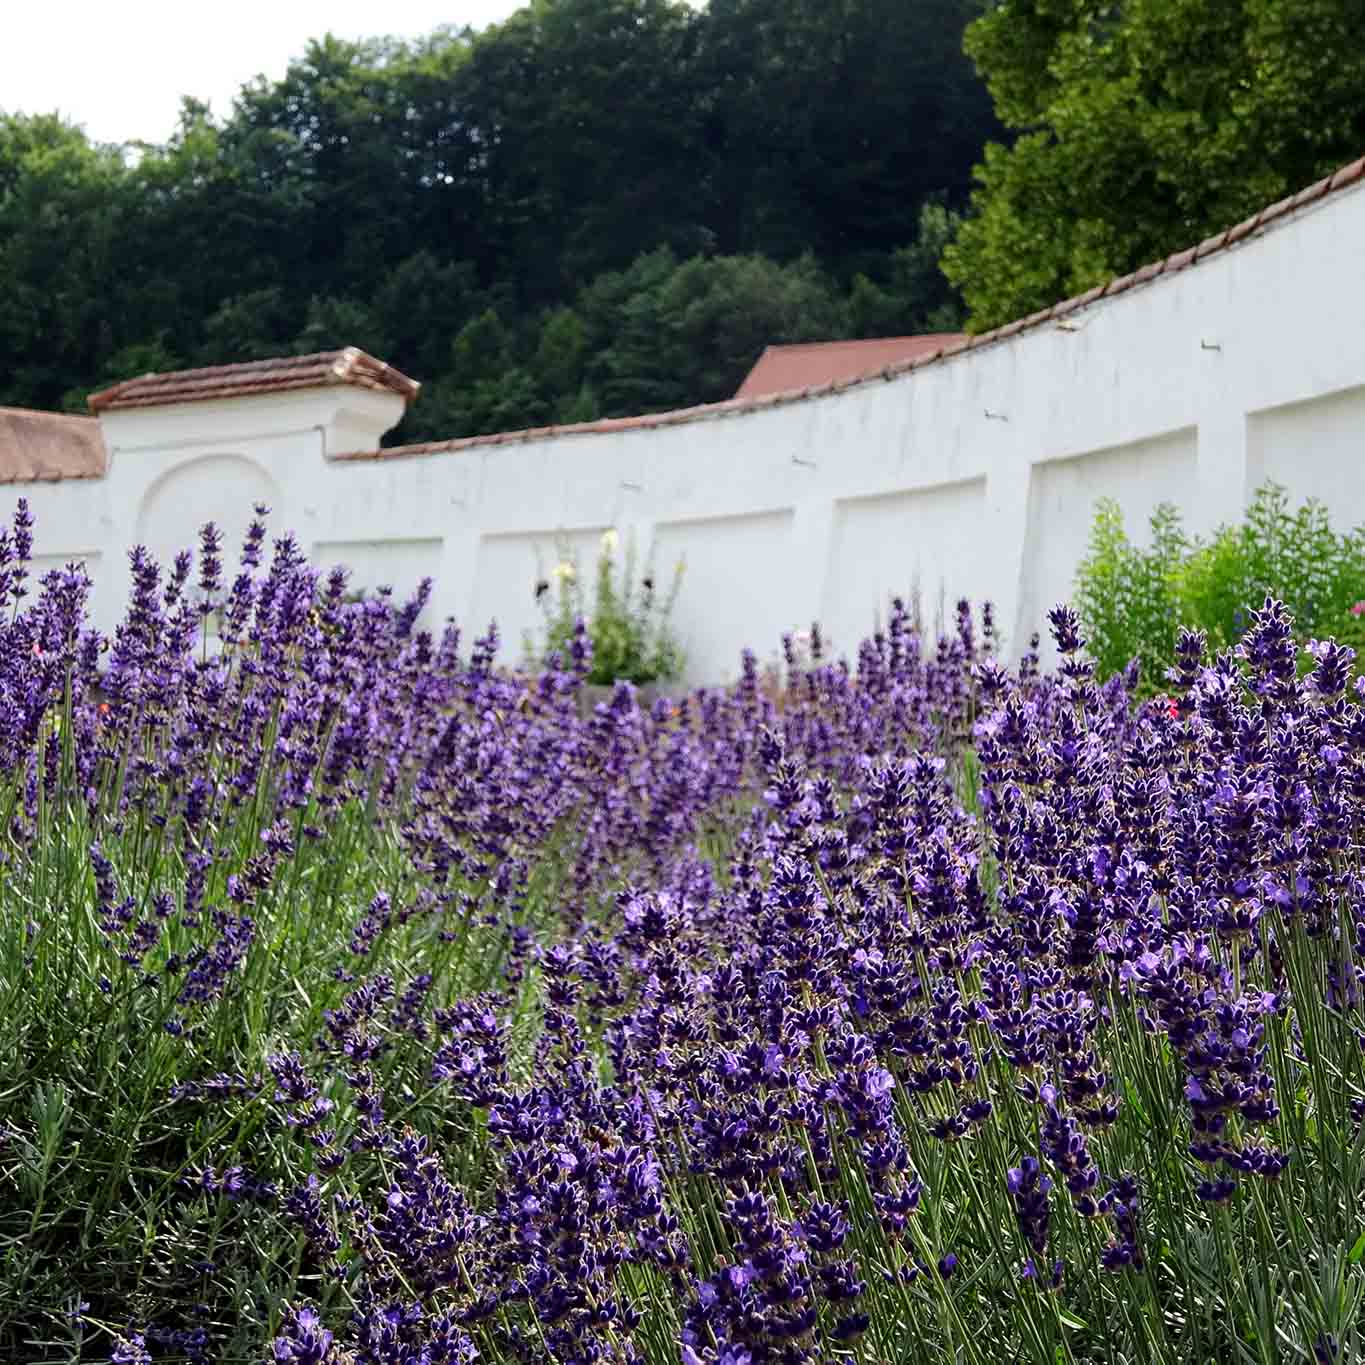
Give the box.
[135,454,281,577]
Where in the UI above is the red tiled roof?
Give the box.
[735,335,965,399]
[334,151,1365,465]
[0,407,108,484]
[87,348,420,413]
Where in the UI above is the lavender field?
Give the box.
[1,500,1363,1365]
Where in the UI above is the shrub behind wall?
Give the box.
[1074,482,1365,689]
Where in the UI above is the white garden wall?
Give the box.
[7,166,1365,682]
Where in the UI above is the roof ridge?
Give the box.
[0,405,108,484]
[88,348,420,413]
[763,334,963,354]
[0,405,98,425]
[333,150,1365,465]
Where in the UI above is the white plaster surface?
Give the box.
[824,478,989,647]
[5,179,1365,682]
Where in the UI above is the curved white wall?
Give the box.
[6,174,1365,681]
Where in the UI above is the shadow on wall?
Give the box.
[822,478,989,655]
[136,454,280,574]
[1017,427,1197,665]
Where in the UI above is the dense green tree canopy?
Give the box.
[944,0,1365,331]
[0,0,992,440]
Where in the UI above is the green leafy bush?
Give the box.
[1073,500,1188,686]
[1075,482,1365,689]
[533,530,685,686]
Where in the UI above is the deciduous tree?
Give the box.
[945,0,1365,330]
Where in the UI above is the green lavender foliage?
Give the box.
[0,718,524,1362]
[1075,482,1365,689]
[9,737,1365,1365]
[6,521,1365,1364]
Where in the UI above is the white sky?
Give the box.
[3,0,526,146]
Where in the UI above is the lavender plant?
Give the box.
[0,501,1363,1365]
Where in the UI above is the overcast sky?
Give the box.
[3,0,525,146]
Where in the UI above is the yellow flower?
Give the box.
[600,529,620,555]
[552,561,576,584]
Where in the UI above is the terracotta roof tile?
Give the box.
[1290,173,1334,210]
[1330,155,1365,190]
[1103,270,1140,298]
[1164,245,1199,274]
[734,335,965,399]
[332,149,1365,466]
[1255,193,1298,230]
[1194,230,1230,261]
[0,407,107,484]
[87,348,420,413]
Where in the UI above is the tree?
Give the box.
[534,308,589,408]
[372,252,485,385]
[59,338,183,415]
[454,0,707,301]
[847,201,967,337]
[198,288,300,364]
[0,114,127,409]
[291,296,387,358]
[2,2,1000,438]
[585,249,848,413]
[944,0,1365,330]
[115,101,302,366]
[450,309,515,387]
[694,0,997,265]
